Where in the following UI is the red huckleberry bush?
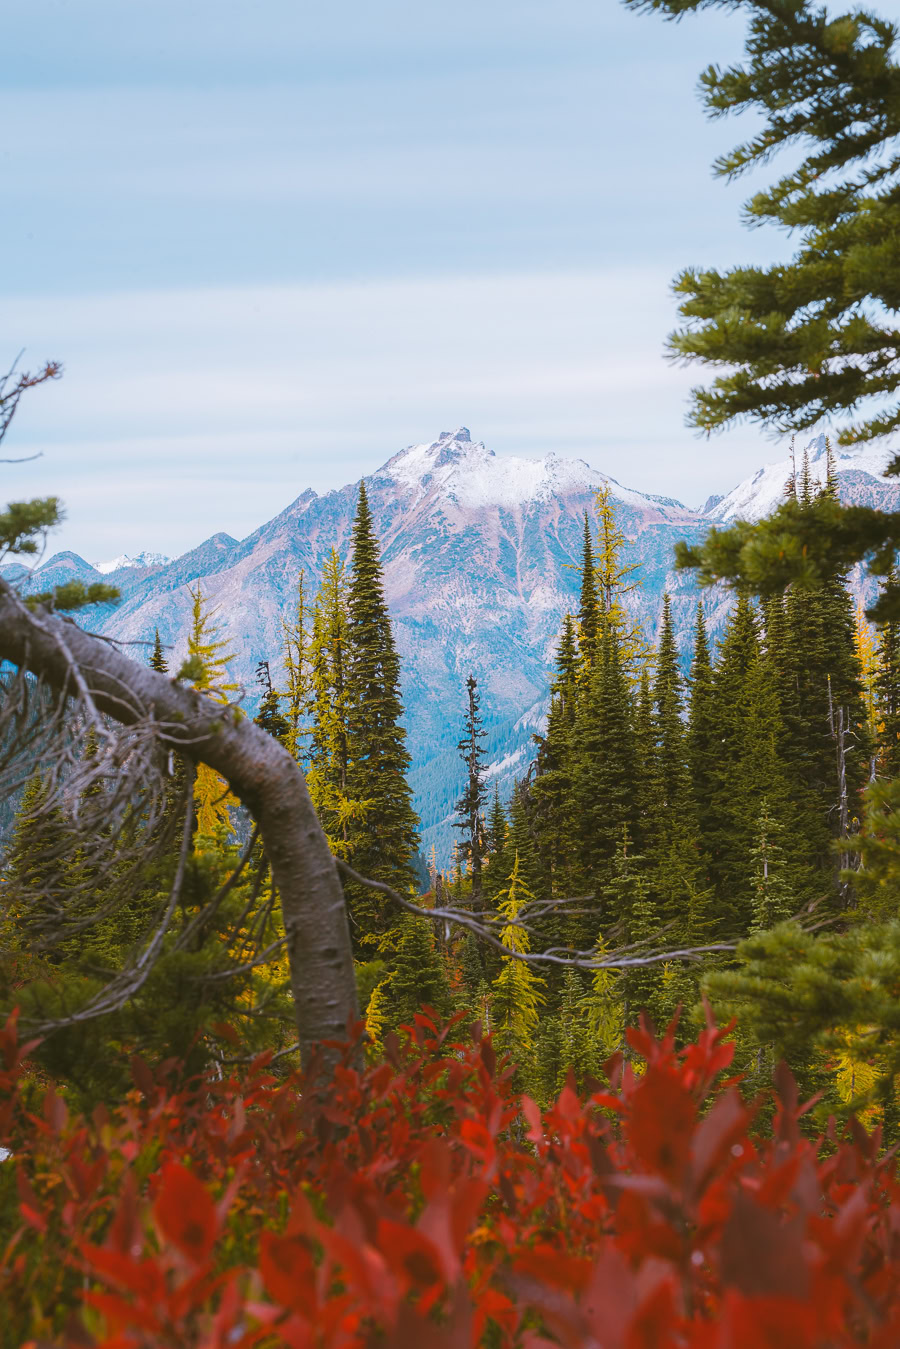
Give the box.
[2,1006,900,1348]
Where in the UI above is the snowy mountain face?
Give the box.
[15,428,900,861]
[93,551,170,576]
[701,433,900,524]
[15,430,708,858]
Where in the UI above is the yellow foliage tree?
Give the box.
[280,569,314,760]
[305,550,373,854]
[855,601,880,775]
[365,978,389,1056]
[186,585,240,836]
[592,483,650,679]
[833,1031,882,1128]
[491,853,546,1057]
[580,934,625,1058]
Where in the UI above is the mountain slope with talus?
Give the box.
[9,430,708,858]
[11,428,899,860]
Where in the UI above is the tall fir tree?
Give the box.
[875,567,900,779]
[687,602,717,864]
[531,613,579,903]
[185,585,238,702]
[149,629,167,674]
[482,787,509,906]
[592,483,647,673]
[344,482,419,940]
[306,550,358,854]
[572,614,638,908]
[505,783,544,903]
[453,675,487,909]
[280,570,314,761]
[577,514,601,670]
[749,800,795,933]
[651,594,687,816]
[185,587,240,835]
[706,595,763,921]
[254,660,291,745]
[387,911,451,1028]
[491,855,546,1063]
[645,595,703,933]
[711,599,796,935]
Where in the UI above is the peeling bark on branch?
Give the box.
[0,578,359,1071]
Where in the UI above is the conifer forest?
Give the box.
[10,0,900,1345]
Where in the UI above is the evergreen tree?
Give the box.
[280,570,314,760]
[581,935,625,1061]
[453,675,487,908]
[875,567,900,778]
[592,483,647,672]
[149,629,167,674]
[651,594,687,815]
[344,482,419,938]
[307,550,355,852]
[387,912,451,1028]
[687,602,717,861]
[553,967,595,1092]
[505,783,544,902]
[185,585,238,701]
[3,774,72,949]
[645,595,703,933]
[749,799,795,932]
[254,660,291,745]
[185,588,240,835]
[854,601,879,785]
[625,0,900,450]
[491,855,546,1062]
[777,549,871,894]
[577,514,601,669]
[482,787,509,905]
[572,615,638,900]
[707,599,796,934]
[632,662,655,851]
[148,628,187,832]
[531,614,579,903]
[599,833,664,1030]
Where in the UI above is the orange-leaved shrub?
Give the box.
[2,1006,900,1348]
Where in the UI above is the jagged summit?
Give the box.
[94,550,170,575]
[377,429,693,519]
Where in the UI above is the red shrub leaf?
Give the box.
[153,1161,218,1264]
[720,1190,809,1298]
[628,1068,696,1183]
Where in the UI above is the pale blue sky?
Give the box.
[2,0,833,559]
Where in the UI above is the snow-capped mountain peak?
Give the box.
[93,550,170,575]
[378,429,692,518]
[703,433,897,524]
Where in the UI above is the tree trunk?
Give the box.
[0,579,359,1072]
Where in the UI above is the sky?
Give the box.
[1,0,844,560]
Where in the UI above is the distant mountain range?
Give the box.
[6,428,898,860]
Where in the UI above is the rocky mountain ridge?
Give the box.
[7,428,897,860]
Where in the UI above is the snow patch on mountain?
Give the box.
[484,746,527,779]
[704,434,896,524]
[94,551,170,575]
